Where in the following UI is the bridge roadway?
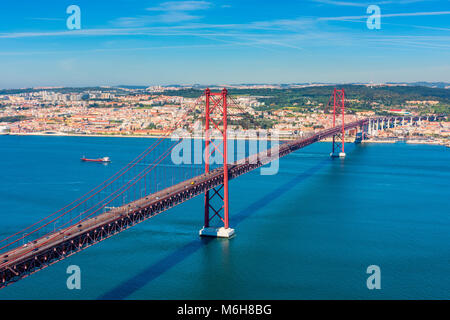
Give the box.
[0,116,437,288]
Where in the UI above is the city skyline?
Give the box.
[0,0,449,88]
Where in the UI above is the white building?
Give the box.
[0,125,11,134]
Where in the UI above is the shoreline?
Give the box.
[4,132,290,141]
[2,132,448,147]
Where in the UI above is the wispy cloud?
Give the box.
[146,1,211,12]
[112,1,212,26]
[26,17,65,21]
[134,1,212,23]
[311,0,369,7]
[312,0,436,6]
[1,8,449,55]
[156,11,202,23]
[114,16,153,27]
[1,10,447,39]
[0,43,245,56]
[320,10,450,21]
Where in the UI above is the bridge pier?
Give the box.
[371,120,378,136]
[330,152,346,158]
[199,227,235,238]
[355,126,364,144]
[361,123,370,142]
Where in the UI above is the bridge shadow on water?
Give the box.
[98,156,333,300]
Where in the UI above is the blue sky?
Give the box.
[0,0,449,88]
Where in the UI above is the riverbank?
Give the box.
[5,132,306,142]
[4,132,449,147]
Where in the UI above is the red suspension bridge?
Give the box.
[0,88,441,289]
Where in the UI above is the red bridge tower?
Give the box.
[330,88,346,158]
[199,88,235,238]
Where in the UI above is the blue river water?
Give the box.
[0,135,449,300]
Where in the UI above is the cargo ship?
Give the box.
[81,156,111,163]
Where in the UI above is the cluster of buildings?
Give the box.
[0,89,448,144]
[0,91,193,136]
[372,121,450,142]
